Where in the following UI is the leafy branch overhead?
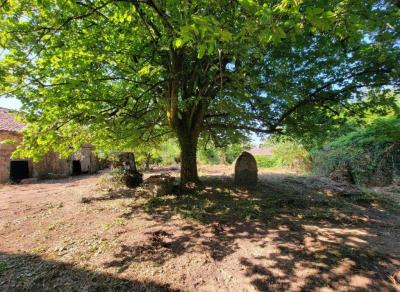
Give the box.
[0,0,399,182]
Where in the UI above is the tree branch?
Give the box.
[206,123,276,134]
[269,67,392,130]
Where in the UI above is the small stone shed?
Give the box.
[0,107,99,183]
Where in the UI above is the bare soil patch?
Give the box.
[0,166,399,291]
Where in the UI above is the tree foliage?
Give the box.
[0,0,399,183]
[283,90,400,149]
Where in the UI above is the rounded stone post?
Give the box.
[234,151,258,186]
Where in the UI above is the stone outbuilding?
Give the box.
[0,107,99,183]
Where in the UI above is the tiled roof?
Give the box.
[248,147,274,156]
[0,107,25,132]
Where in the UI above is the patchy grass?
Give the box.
[102,218,126,231]
[0,261,10,273]
[31,246,47,255]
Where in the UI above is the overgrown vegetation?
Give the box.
[283,90,400,150]
[256,140,310,172]
[312,116,400,185]
[197,143,246,165]
[135,139,181,169]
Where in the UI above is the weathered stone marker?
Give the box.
[114,152,143,188]
[234,151,258,186]
[116,152,137,171]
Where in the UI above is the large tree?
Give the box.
[0,0,399,184]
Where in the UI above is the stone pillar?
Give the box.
[0,144,16,183]
[234,151,258,186]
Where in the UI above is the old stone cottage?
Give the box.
[0,107,99,183]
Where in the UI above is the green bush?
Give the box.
[198,147,221,165]
[257,140,311,172]
[255,156,279,168]
[159,139,180,165]
[198,143,248,165]
[135,139,180,168]
[312,116,400,185]
[273,141,310,169]
[224,144,245,164]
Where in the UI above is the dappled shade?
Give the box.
[0,252,175,291]
[1,169,399,290]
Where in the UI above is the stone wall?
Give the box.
[0,131,22,143]
[32,147,99,178]
[72,145,99,174]
[0,131,99,183]
[32,152,71,179]
[0,131,27,183]
[0,143,15,183]
[89,151,100,173]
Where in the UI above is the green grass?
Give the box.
[0,261,10,273]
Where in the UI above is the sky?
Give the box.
[251,134,263,147]
[0,97,263,146]
[0,97,22,110]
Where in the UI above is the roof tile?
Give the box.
[0,107,26,132]
[248,147,274,156]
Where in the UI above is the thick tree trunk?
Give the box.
[178,132,200,185]
[166,50,210,186]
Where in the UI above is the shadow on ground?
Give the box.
[0,252,176,291]
[8,171,397,291]
[102,173,400,291]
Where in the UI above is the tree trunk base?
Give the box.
[178,133,200,186]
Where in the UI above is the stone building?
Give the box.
[0,107,99,183]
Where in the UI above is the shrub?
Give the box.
[135,139,180,168]
[198,147,221,165]
[159,139,180,165]
[272,141,311,170]
[255,156,278,168]
[257,140,311,172]
[198,143,248,165]
[312,116,400,186]
[224,144,245,164]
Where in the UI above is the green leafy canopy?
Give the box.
[0,0,399,172]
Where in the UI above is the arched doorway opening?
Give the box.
[72,160,82,175]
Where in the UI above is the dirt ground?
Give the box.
[0,165,399,291]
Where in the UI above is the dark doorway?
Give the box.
[72,160,82,175]
[10,161,30,182]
